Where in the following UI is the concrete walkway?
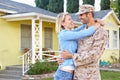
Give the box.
[100,67,120,72]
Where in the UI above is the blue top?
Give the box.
[58,24,95,70]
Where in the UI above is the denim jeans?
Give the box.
[54,69,73,80]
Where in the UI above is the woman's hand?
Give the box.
[57,58,64,65]
[95,18,105,26]
[93,23,100,29]
[61,50,73,59]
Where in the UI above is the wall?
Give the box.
[101,14,119,63]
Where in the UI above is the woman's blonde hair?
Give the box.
[56,12,69,33]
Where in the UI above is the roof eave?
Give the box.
[102,10,120,24]
[0,8,17,13]
[1,12,56,21]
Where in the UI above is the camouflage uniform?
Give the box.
[73,27,108,80]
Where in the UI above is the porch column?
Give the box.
[31,19,36,64]
[38,18,42,60]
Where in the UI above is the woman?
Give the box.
[54,12,102,80]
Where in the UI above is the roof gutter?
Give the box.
[0,8,17,13]
[1,12,56,21]
[1,12,81,25]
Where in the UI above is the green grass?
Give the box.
[42,78,53,80]
[42,71,120,80]
[100,70,120,80]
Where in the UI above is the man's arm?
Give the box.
[73,27,108,67]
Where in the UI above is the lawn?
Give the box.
[42,70,120,80]
[100,70,120,80]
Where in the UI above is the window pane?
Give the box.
[21,24,31,50]
[106,30,109,48]
[44,27,53,49]
[113,31,117,48]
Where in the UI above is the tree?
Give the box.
[47,0,63,13]
[83,0,95,6]
[35,0,49,10]
[111,0,118,16]
[118,0,120,20]
[35,0,80,13]
[100,0,110,10]
[67,0,79,13]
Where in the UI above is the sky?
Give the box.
[12,0,101,11]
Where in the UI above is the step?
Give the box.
[0,65,23,80]
[0,73,22,79]
[0,70,22,75]
[6,65,22,71]
[0,78,22,80]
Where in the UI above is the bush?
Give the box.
[27,60,58,75]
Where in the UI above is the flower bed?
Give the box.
[23,72,54,80]
[23,60,58,79]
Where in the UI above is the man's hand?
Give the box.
[61,50,73,59]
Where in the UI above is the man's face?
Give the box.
[79,12,90,24]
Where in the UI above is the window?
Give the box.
[44,27,53,49]
[21,24,31,50]
[113,31,118,48]
[106,30,109,48]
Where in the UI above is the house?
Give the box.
[0,0,119,70]
[94,10,120,63]
[72,10,120,63]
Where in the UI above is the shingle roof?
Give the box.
[94,9,112,19]
[71,9,112,22]
[0,0,57,17]
[0,0,112,22]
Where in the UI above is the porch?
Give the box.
[2,12,60,75]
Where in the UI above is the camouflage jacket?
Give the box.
[73,27,108,80]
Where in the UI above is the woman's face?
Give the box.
[62,15,74,30]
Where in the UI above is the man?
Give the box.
[60,4,108,80]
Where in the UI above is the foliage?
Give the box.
[100,0,111,10]
[35,0,79,13]
[118,0,120,20]
[110,53,119,63]
[27,60,58,75]
[83,0,95,6]
[47,0,63,13]
[35,0,49,10]
[110,0,118,16]
[67,0,79,13]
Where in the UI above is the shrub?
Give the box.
[27,60,58,75]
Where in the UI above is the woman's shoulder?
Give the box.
[58,30,71,38]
